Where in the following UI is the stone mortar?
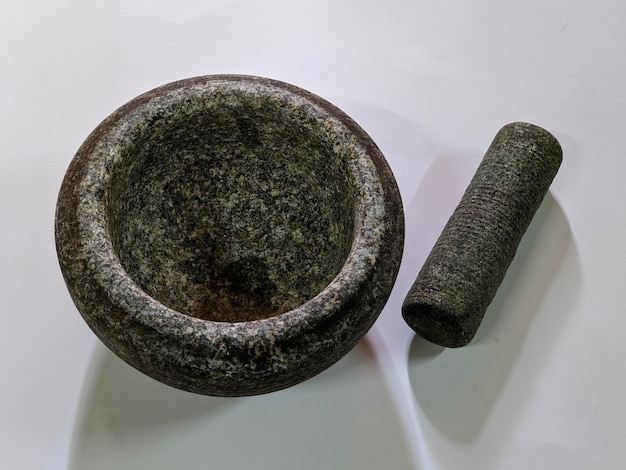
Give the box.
[55,75,404,396]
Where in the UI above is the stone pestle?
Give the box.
[402,122,563,347]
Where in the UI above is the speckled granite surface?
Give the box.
[402,122,562,347]
[55,75,404,396]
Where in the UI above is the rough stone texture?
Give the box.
[55,75,404,396]
[402,122,562,348]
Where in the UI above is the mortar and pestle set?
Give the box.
[55,75,562,396]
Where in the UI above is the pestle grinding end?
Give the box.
[402,122,563,348]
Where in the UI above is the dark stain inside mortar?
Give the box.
[106,89,356,322]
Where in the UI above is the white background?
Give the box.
[1,1,624,469]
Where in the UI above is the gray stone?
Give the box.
[402,122,562,347]
[55,75,404,396]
